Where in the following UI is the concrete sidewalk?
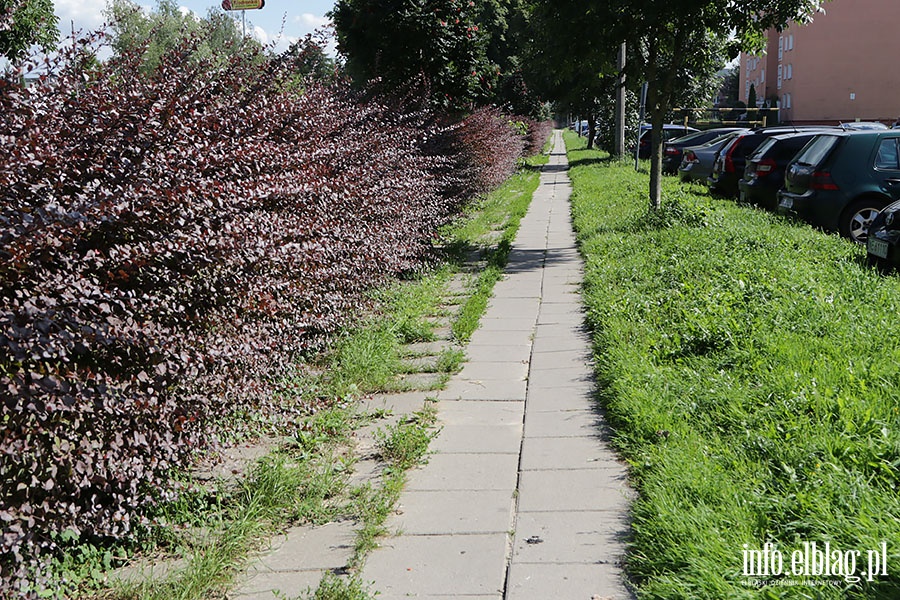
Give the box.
[361,131,635,599]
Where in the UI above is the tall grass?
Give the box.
[566,132,900,600]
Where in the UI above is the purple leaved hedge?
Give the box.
[0,31,547,594]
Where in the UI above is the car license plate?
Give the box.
[778,197,793,210]
[868,237,889,259]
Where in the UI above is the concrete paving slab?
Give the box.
[530,334,590,354]
[391,489,514,534]
[465,343,532,363]
[477,316,540,332]
[431,423,523,454]
[512,511,631,564]
[525,386,598,412]
[517,469,632,513]
[528,349,592,371]
[467,328,534,349]
[457,360,529,381]
[538,302,585,316]
[406,452,519,491]
[536,313,586,327]
[363,534,509,597]
[242,523,355,573]
[232,570,326,599]
[491,280,543,298]
[522,408,603,439]
[485,296,542,318]
[403,340,459,356]
[438,377,527,401]
[233,522,357,598]
[359,392,433,415]
[526,365,595,389]
[506,562,632,600]
[519,436,621,471]
[436,400,525,424]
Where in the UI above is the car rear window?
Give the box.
[793,134,840,166]
[749,138,777,161]
[670,130,708,145]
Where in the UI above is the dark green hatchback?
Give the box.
[776,130,900,243]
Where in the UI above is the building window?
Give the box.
[761,68,765,83]
[784,93,791,109]
[777,65,783,90]
[786,64,792,80]
[778,36,784,60]
[788,34,794,51]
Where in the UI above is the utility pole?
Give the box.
[614,43,626,158]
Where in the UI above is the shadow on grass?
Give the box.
[567,155,619,170]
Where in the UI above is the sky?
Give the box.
[52,0,338,55]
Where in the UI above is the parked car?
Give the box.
[777,130,900,243]
[662,127,747,175]
[635,124,699,159]
[737,132,824,210]
[678,131,747,183]
[865,199,900,267]
[708,126,837,198]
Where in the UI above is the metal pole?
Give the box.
[635,82,648,171]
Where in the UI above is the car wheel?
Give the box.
[840,199,886,243]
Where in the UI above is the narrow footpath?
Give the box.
[361,131,635,599]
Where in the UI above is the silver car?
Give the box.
[678,130,747,183]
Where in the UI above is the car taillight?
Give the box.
[755,158,776,176]
[683,151,698,165]
[665,146,679,156]
[723,137,741,173]
[811,170,839,190]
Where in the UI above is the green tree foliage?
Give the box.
[104,0,255,74]
[278,33,337,85]
[522,2,620,149]
[592,0,827,207]
[719,64,740,107]
[331,0,495,111]
[748,82,757,109]
[0,0,58,63]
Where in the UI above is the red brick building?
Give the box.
[740,0,900,125]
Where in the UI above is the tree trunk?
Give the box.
[646,38,662,210]
[586,113,596,150]
[614,42,626,158]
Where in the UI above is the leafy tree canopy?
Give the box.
[331,0,495,111]
[331,0,542,116]
[104,0,256,74]
[0,0,59,63]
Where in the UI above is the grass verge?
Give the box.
[565,131,900,599]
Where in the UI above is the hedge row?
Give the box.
[0,31,548,594]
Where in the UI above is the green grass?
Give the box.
[565,131,900,599]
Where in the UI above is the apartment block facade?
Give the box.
[739,0,900,125]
